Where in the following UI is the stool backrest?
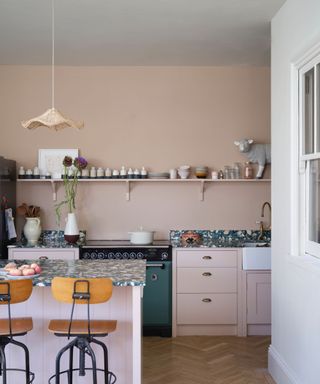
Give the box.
[51,277,113,304]
[0,280,33,305]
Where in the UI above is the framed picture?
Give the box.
[38,149,79,179]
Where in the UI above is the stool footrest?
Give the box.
[48,367,116,383]
[0,368,35,383]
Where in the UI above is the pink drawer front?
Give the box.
[177,268,237,293]
[177,293,237,324]
[177,250,238,268]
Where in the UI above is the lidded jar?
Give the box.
[244,162,253,179]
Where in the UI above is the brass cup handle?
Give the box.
[202,272,212,277]
[202,256,212,260]
[202,298,212,303]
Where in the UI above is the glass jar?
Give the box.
[233,162,241,179]
[224,165,231,179]
[244,162,253,179]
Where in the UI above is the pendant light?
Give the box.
[22,0,84,131]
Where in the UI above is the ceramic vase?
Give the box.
[24,217,41,245]
[64,212,79,244]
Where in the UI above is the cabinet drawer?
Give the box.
[8,248,79,260]
[177,293,237,324]
[177,268,237,293]
[177,250,237,268]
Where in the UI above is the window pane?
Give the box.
[317,64,320,152]
[304,68,314,154]
[308,159,320,243]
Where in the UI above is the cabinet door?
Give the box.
[8,248,79,260]
[247,272,271,324]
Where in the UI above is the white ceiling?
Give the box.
[0,0,285,66]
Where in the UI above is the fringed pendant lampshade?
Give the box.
[22,0,83,131]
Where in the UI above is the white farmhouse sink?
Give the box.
[242,246,271,270]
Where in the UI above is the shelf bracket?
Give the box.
[126,180,131,201]
[199,180,205,201]
[50,180,57,201]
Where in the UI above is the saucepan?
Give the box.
[128,228,155,245]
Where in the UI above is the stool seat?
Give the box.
[0,317,33,336]
[48,319,117,336]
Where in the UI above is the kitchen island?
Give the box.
[0,259,146,384]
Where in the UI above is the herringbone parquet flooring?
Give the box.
[143,336,275,384]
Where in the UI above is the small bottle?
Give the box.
[244,162,253,179]
[218,170,224,179]
[134,168,140,179]
[120,166,127,179]
[97,167,104,179]
[18,166,25,179]
[45,172,51,179]
[169,168,177,179]
[112,169,120,179]
[224,166,231,179]
[105,168,112,179]
[233,162,241,179]
[81,169,89,179]
[25,169,33,179]
[141,166,147,179]
[127,168,134,179]
[90,166,97,178]
[33,166,40,179]
[211,171,218,180]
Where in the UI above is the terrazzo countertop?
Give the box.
[0,259,146,287]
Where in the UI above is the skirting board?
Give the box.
[268,345,300,384]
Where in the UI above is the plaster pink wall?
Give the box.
[0,66,270,239]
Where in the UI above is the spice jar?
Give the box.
[244,162,253,179]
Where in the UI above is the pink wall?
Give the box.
[0,66,270,239]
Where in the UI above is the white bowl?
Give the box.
[179,165,190,170]
[178,169,190,179]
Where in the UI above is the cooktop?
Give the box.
[82,240,171,248]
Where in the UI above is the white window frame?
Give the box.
[291,43,320,259]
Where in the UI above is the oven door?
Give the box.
[143,261,172,337]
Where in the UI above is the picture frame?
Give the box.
[38,149,79,179]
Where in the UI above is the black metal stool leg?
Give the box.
[55,339,77,384]
[10,339,31,384]
[0,345,7,384]
[68,345,74,384]
[91,339,109,384]
[84,340,98,384]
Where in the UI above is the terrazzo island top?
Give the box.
[0,259,146,287]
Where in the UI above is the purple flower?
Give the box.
[63,156,73,167]
[74,156,88,170]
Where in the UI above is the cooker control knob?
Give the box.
[137,252,144,259]
[83,252,90,259]
[123,252,130,259]
[108,252,115,259]
[130,252,136,259]
[161,252,168,260]
[98,252,104,259]
[91,252,97,259]
[115,252,122,259]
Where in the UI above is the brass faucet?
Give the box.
[258,201,271,240]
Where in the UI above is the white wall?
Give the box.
[270,1,320,383]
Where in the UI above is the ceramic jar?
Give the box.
[24,217,41,245]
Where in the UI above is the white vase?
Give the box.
[24,217,41,245]
[64,212,79,244]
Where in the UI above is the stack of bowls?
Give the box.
[195,166,208,179]
[178,165,190,179]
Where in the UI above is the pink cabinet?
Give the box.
[8,248,79,260]
[245,271,271,335]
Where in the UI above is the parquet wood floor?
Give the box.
[143,336,275,384]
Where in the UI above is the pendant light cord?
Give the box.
[52,0,55,109]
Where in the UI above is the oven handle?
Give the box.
[146,263,165,269]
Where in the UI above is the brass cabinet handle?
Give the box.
[39,256,48,260]
[202,256,212,260]
[202,272,212,277]
[202,298,212,303]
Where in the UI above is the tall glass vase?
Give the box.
[64,212,79,244]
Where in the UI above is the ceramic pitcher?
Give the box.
[64,213,79,244]
[24,217,41,245]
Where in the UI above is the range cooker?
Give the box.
[80,240,172,337]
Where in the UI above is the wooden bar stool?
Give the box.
[48,277,117,384]
[0,279,34,384]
